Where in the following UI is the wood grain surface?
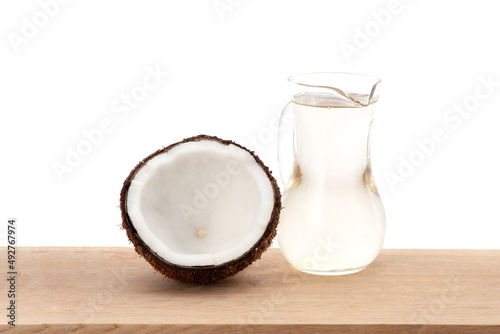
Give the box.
[1,247,500,333]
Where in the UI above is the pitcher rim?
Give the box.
[287,72,381,107]
[287,71,381,86]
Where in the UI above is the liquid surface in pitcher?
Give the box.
[278,92,385,275]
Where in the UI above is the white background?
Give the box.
[1,0,499,248]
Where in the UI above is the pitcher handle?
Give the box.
[277,101,295,192]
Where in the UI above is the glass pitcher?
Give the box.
[277,72,386,275]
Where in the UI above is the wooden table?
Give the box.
[2,247,500,333]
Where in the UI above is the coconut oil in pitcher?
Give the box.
[278,91,385,275]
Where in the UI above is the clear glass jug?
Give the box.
[277,72,386,275]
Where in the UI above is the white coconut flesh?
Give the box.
[126,140,275,267]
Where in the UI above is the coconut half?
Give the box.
[120,135,281,284]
